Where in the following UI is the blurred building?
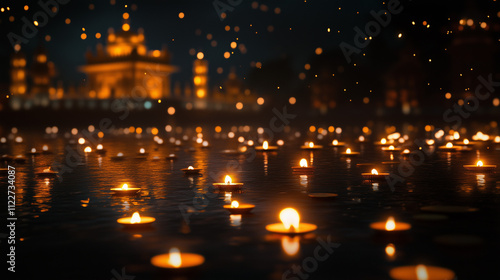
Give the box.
[79,25,178,100]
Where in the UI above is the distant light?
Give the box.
[123,13,129,19]
[315,47,323,55]
[95,33,101,39]
[230,42,237,49]
[122,23,130,31]
[215,126,222,133]
[493,98,499,107]
[445,92,452,99]
[224,52,231,59]
[144,101,152,109]
[236,102,243,110]
[167,107,175,115]
[65,18,71,24]
[81,33,87,40]
[24,5,29,10]
[398,33,402,38]
[178,12,185,19]
[78,138,85,145]
[257,97,265,105]
[228,132,235,138]
[197,52,204,59]
[289,97,296,105]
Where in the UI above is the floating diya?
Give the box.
[370,216,411,233]
[341,148,360,157]
[382,145,401,152]
[255,140,278,151]
[223,200,255,214]
[181,166,202,176]
[362,169,390,180]
[111,183,141,195]
[266,208,317,235]
[42,145,52,154]
[300,141,323,150]
[292,158,315,173]
[389,264,455,280]
[84,146,92,153]
[151,247,205,269]
[166,153,178,160]
[213,175,243,191]
[35,167,58,177]
[117,211,155,227]
[95,144,107,154]
[463,160,496,172]
[26,148,40,156]
[329,139,345,147]
[375,138,393,146]
[137,148,149,156]
[438,142,460,151]
[110,152,126,160]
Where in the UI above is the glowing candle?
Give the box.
[292,158,315,173]
[389,264,455,280]
[330,139,345,147]
[463,160,496,172]
[255,140,278,151]
[382,145,401,152]
[150,247,205,269]
[35,167,58,177]
[110,183,141,195]
[117,211,155,227]
[27,147,39,155]
[370,216,411,233]
[341,148,360,156]
[111,152,126,160]
[362,169,390,180]
[265,208,317,235]
[96,144,106,154]
[223,200,255,214]
[301,141,323,150]
[213,175,243,191]
[181,166,202,175]
[439,142,460,151]
[84,146,92,153]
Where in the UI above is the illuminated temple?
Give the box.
[79,26,178,100]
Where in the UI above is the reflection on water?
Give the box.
[229,214,242,227]
[281,235,300,257]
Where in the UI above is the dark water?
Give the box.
[1,130,500,280]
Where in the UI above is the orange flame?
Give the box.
[385,217,396,231]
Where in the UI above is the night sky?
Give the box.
[1,0,499,101]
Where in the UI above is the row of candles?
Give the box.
[6,133,498,279]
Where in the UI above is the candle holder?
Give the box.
[308,193,338,199]
[255,141,278,151]
[370,217,411,233]
[111,183,141,196]
[223,200,255,214]
[35,167,58,177]
[110,152,126,161]
[181,166,202,176]
[300,142,323,150]
[213,175,244,191]
[463,160,496,172]
[389,265,455,280]
[329,140,345,147]
[341,148,360,157]
[265,208,317,235]
[362,169,389,180]
[382,145,401,152]
[117,212,155,228]
[292,158,315,173]
[151,247,205,269]
[165,153,178,160]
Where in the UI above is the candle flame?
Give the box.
[416,264,429,280]
[309,142,314,148]
[463,139,469,145]
[403,149,410,154]
[263,141,269,150]
[43,167,51,172]
[332,139,338,145]
[300,158,308,167]
[231,200,239,208]
[130,212,141,224]
[446,142,453,148]
[122,183,129,190]
[188,166,194,170]
[31,148,36,153]
[426,139,435,145]
[97,144,103,150]
[385,243,395,258]
[371,169,379,175]
[381,138,387,145]
[168,247,182,268]
[139,148,145,154]
[477,160,483,167]
[346,148,351,154]
[225,175,232,184]
[389,145,395,150]
[385,216,396,231]
[84,146,92,153]
[280,208,300,231]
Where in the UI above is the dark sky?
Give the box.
[1,0,498,93]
